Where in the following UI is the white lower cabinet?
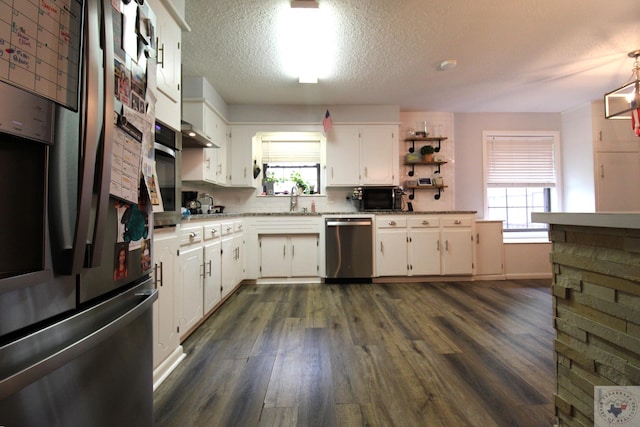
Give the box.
[175,219,244,341]
[440,217,474,275]
[375,217,408,276]
[259,234,319,278]
[203,223,222,313]
[233,221,245,288]
[220,222,236,299]
[475,220,504,276]
[152,229,179,368]
[375,214,474,277]
[178,226,204,339]
[203,240,221,313]
[407,217,440,276]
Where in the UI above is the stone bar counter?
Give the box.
[532,213,640,426]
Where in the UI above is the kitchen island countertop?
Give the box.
[532,212,640,230]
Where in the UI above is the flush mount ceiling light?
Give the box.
[604,49,640,119]
[291,0,318,8]
[278,1,335,84]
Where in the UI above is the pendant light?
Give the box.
[604,49,640,119]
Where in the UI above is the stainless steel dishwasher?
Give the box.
[325,217,373,282]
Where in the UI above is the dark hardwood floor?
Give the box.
[154,280,555,427]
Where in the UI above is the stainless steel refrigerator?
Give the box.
[0,1,159,425]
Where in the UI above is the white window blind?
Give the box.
[262,139,321,163]
[486,136,556,187]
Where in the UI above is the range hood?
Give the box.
[180,120,220,148]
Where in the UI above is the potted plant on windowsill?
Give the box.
[262,172,280,195]
[420,145,435,162]
[290,171,310,194]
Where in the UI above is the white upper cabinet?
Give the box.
[147,0,185,130]
[228,126,259,188]
[361,126,397,185]
[326,126,361,186]
[326,125,398,186]
[182,101,224,148]
[181,148,220,184]
[595,151,640,211]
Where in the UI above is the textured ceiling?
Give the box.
[181,0,640,113]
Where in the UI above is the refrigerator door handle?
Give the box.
[86,0,115,267]
[0,287,157,400]
[58,0,105,274]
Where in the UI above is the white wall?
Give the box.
[453,112,562,218]
[228,104,400,124]
[504,242,552,279]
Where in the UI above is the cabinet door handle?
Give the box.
[292,245,295,258]
[600,164,605,178]
[153,262,163,288]
[445,240,449,251]
[436,240,440,251]
[208,260,212,276]
[156,39,165,67]
[476,233,480,244]
[283,245,286,258]
[380,242,384,253]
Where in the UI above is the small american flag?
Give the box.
[633,108,640,137]
[323,109,333,133]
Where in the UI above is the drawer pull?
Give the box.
[421,220,429,225]
[189,232,196,238]
[454,220,462,225]
[388,221,396,226]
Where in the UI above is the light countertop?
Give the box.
[182,210,477,221]
[532,212,640,230]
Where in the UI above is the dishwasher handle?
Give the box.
[326,219,372,227]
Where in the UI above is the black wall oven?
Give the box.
[154,121,181,227]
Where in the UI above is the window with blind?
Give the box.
[483,132,561,231]
[261,133,322,195]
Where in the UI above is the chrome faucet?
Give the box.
[290,186,298,211]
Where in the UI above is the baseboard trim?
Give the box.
[505,272,553,280]
[153,346,186,391]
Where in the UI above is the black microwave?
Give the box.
[352,186,403,211]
